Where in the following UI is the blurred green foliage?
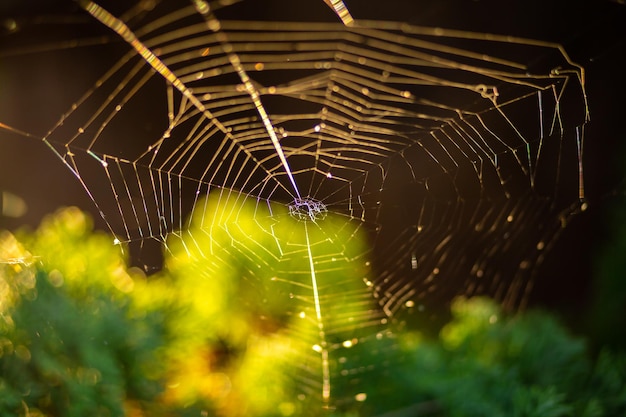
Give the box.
[0,208,166,417]
[1,206,625,416]
[395,299,626,417]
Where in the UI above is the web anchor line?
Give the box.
[304,221,331,405]
[191,0,302,200]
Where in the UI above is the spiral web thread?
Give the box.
[0,0,589,411]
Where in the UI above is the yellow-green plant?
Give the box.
[1,207,625,417]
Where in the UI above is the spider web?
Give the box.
[0,0,589,413]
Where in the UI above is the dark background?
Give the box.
[1,0,625,340]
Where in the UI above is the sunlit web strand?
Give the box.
[372,21,588,94]
[323,0,355,26]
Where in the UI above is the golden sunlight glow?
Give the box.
[355,392,367,402]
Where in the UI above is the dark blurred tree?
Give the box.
[589,192,626,352]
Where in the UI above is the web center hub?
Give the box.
[288,197,328,222]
